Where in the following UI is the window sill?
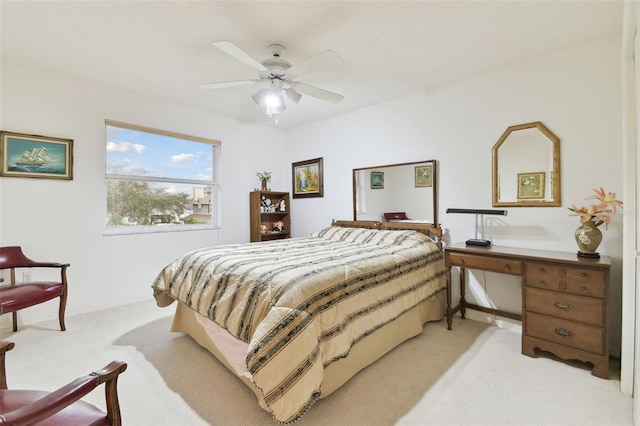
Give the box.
[103,224,220,236]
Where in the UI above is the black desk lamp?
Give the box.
[446,208,508,246]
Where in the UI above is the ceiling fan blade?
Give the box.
[198,80,258,90]
[288,50,343,77]
[294,83,344,104]
[212,41,267,72]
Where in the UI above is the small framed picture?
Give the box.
[0,131,73,180]
[292,157,323,198]
[517,172,545,199]
[415,165,433,187]
[371,171,384,189]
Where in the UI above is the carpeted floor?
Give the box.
[2,299,633,425]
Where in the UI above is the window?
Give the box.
[105,120,220,234]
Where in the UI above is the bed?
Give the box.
[151,220,446,423]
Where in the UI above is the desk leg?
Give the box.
[460,266,466,319]
[446,266,453,330]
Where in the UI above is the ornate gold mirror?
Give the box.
[492,122,560,207]
[353,159,438,225]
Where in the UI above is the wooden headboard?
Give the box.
[331,219,443,249]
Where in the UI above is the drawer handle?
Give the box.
[581,286,589,293]
[554,327,573,337]
[553,301,572,310]
[503,264,510,270]
[538,267,545,272]
[537,280,546,287]
[581,272,588,278]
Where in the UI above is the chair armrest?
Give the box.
[0,361,127,426]
[25,262,70,269]
[0,341,15,356]
[0,341,15,389]
[91,360,128,384]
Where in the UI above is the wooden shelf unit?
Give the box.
[250,191,291,242]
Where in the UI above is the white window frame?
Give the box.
[104,120,221,235]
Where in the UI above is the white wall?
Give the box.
[287,37,624,354]
[622,0,639,406]
[0,62,288,328]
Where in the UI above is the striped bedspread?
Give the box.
[152,226,446,423]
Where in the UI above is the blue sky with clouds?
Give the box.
[106,125,213,181]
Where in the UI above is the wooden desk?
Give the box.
[444,243,611,378]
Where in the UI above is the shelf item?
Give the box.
[250,191,291,242]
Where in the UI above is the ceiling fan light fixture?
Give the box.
[252,88,268,106]
[285,88,302,104]
[253,85,286,115]
[264,93,286,115]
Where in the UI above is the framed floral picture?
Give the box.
[371,171,384,189]
[292,157,323,198]
[0,131,73,180]
[415,164,433,187]
[517,172,545,199]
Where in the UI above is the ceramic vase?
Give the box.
[574,219,602,258]
[261,180,267,191]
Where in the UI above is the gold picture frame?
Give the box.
[415,164,433,187]
[0,131,73,180]
[517,172,545,199]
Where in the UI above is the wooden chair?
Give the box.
[0,246,70,332]
[0,341,127,425]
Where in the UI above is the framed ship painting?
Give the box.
[0,131,73,180]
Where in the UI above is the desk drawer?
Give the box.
[524,261,562,291]
[525,312,605,355]
[524,288,604,326]
[446,253,521,275]
[565,268,607,299]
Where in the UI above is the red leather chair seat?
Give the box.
[0,389,108,426]
[0,283,63,313]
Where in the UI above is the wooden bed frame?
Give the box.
[167,220,447,421]
[331,219,443,249]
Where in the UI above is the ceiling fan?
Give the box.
[199,41,344,115]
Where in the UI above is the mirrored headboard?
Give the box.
[352,160,438,226]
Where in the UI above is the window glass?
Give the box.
[105,120,220,234]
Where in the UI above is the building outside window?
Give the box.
[105,120,220,234]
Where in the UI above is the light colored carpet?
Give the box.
[1,299,632,425]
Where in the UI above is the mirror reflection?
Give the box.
[492,122,560,207]
[353,160,438,225]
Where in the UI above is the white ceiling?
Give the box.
[0,1,623,130]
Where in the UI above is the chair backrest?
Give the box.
[0,247,34,270]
